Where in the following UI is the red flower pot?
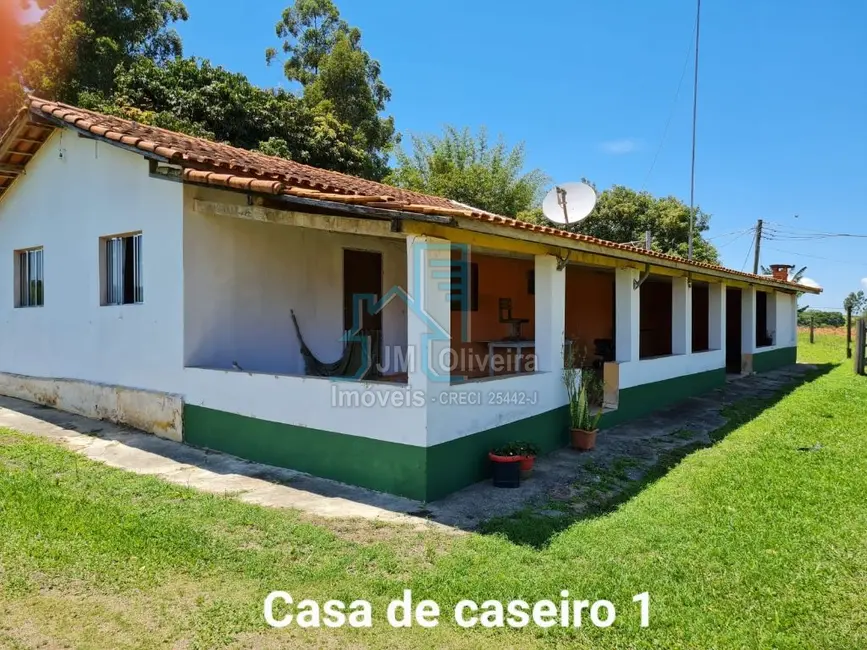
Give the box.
[488,452,523,464]
[518,455,535,471]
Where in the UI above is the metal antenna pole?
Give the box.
[687,0,701,260]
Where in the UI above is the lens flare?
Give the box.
[0,1,25,77]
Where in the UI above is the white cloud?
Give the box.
[861,277,867,291]
[599,138,641,155]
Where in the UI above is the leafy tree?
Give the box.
[521,185,719,264]
[798,310,845,328]
[16,0,187,102]
[266,0,346,86]
[1,0,188,128]
[80,57,379,175]
[843,290,867,317]
[266,0,395,179]
[387,126,549,218]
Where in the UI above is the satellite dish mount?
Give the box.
[542,181,597,226]
[556,186,570,224]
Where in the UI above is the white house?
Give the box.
[0,98,821,501]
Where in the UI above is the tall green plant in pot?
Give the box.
[563,346,603,450]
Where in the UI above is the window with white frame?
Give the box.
[15,247,44,308]
[102,232,143,305]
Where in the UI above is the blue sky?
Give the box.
[175,0,866,309]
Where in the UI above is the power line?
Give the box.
[713,228,755,249]
[741,235,755,272]
[706,227,754,241]
[641,19,697,191]
[763,245,866,265]
[762,222,867,240]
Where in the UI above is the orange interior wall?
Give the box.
[564,266,614,362]
[692,284,710,352]
[640,279,673,358]
[450,253,535,376]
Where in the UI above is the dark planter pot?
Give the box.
[489,453,521,488]
[570,428,598,451]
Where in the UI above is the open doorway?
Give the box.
[343,249,383,363]
[725,287,742,373]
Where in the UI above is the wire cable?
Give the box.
[741,235,755,272]
[714,228,754,249]
[641,19,697,191]
[763,245,866,265]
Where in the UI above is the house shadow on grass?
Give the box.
[472,362,837,549]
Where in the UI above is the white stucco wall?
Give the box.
[618,349,726,389]
[0,131,185,394]
[774,291,796,347]
[184,367,426,445]
[183,186,408,376]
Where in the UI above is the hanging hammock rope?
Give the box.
[291,310,377,379]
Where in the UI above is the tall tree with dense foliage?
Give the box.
[578,186,719,264]
[844,290,867,317]
[387,126,549,217]
[266,0,395,179]
[2,0,391,178]
[80,57,377,175]
[12,0,187,102]
[521,184,720,264]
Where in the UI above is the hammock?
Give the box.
[291,310,378,379]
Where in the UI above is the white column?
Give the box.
[406,235,451,389]
[790,294,798,345]
[709,283,725,351]
[775,292,793,346]
[615,268,640,362]
[534,255,565,372]
[672,277,691,355]
[741,286,756,354]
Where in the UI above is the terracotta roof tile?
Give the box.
[6,97,821,294]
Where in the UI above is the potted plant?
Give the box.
[563,348,603,451]
[488,442,523,488]
[515,441,540,472]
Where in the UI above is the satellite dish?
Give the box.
[542,182,597,225]
[796,276,820,289]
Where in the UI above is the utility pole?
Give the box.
[752,219,763,275]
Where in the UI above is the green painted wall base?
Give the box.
[184,404,568,503]
[184,405,428,499]
[425,406,569,502]
[185,357,784,501]
[753,346,797,373]
[600,368,726,429]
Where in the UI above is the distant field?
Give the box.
[798,325,847,338]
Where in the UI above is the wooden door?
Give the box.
[343,249,383,335]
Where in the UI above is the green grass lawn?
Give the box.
[1,331,865,649]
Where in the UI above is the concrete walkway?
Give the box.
[0,396,440,530]
[0,364,816,532]
[427,364,817,529]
